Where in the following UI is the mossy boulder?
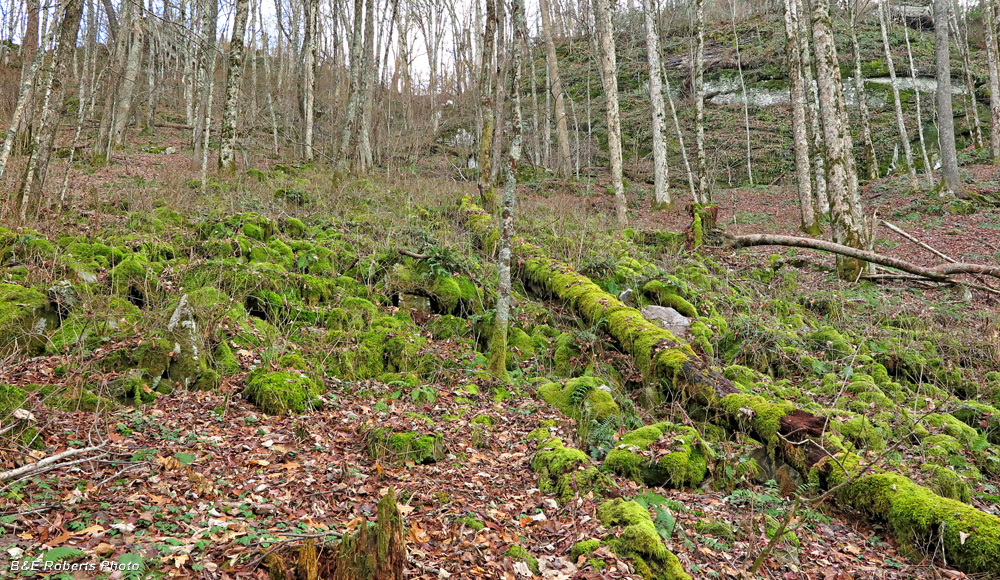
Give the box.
[244,369,322,415]
[533,437,614,503]
[368,429,444,463]
[603,422,710,488]
[0,384,43,449]
[642,280,697,318]
[0,283,60,356]
[427,314,468,340]
[597,499,692,580]
[538,377,620,425]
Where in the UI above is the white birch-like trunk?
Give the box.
[593,0,627,227]
[303,0,318,161]
[902,14,933,186]
[641,0,669,208]
[877,0,919,190]
[693,0,708,204]
[795,0,828,214]
[984,0,1000,162]
[356,0,376,170]
[784,0,816,234]
[539,0,571,177]
[849,3,878,180]
[934,0,962,196]
[219,0,249,171]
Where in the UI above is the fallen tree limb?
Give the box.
[881,220,957,264]
[0,445,104,482]
[726,233,1000,280]
[397,249,430,260]
[458,197,1000,575]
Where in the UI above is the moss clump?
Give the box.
[923,464,971,503]
[427,315,468,340]
[213,342,240,375]
[278,353,309,371]
[533,437,614,503]
[504,545,539,575]
[538,377,620,424]
[694,520,736,540]
[642,281,697,318]
[764,514,800,547]
[0,283,57,356]
[810,327,853,357]
[193,369,221,391]
[603,422,710,488]
[570,539,602,561]
[552,333,580,377]
[838,471,1000,575]
[284,218,306,238]
[368,429,444,464]
[719,393,794,446]
[458,516,486,531]
[924,413,980,446]
[597,499,692,580]
[244,370,322,415]
[110,258,158,297]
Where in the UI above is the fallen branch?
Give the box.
[398,249,429,260]
[0,445,104,482]
[725,234,1000,281]
[881,220,957,263]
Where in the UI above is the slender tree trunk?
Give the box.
[14,0,84,222]
[303,0,318,161]
[488,0,526,384]
[784,0,817,234]
[219,0,250,171]
[260,0,280,155]
[730,1,752,186]
[934,0,962,196]
[693,0,708,204]
[849,2,878,180]
[357,0,376,171]
[812,0,867,280]
[17,0,40,135]
[337,0,365,170]
[950,3,982,148]
[539,0,571,177]
[109,17,144,147]
[796,0,828,214]
[902,14,933,186]
[488,0,507,187]
[477,0,497,211]
[985,0,1000,163]
[641,0,669,208]
[877,0,919,190]
[593,0,627,227]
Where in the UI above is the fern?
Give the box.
[568,381,595,404]
[587,415,618,460]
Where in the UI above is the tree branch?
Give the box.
[0,445,104,482]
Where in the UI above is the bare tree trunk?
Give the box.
[260,0,280,156]
[985,0,1000,163]
[539,0,571,177]
[950,3,982,148]
[357,0,376,171]
[303,0,318,161]
[219,0,250,171]
[17,0,39,136]
[796,0,828,214]
[488,0,526,384]
[812,0,867,280]
[108,16,143,147]
[337,0,365,171]
[593,0,627,227]
[477,0,497,210]
[14,0,84,222]
[197,0,218,188]
[784,0,817,234]
[902,14,933,186]
[730,1,752,186]
[693,0,708,204]
[848,1,878,180]
[877,0,919,190]
[934,0,962,196]
[641,0,669,208]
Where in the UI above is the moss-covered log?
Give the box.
[459,196,1000,575]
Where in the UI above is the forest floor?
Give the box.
[1,127,998,580]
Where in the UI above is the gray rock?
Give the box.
[641,305,690,335]
[48,280,80,317]
[399,293,432,314]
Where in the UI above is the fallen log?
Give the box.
[459,197,1000,575]
[725,233,1000,281]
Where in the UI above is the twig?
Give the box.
[398,249,430,259]
[881,220,957,263]
[0,445,104,482]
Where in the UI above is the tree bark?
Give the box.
[693,0,708,204]
[488,0,526,383]
[476,0,497,211]
[984,0,1000,163]
[811,0,867,280]
[539,0,571,177]
[934,0,962,196]
[784,0,816,234]
[593,0,627,227]
[877,0,918,190]
[13,0,84,222]
[796,0,828,214]
[219,0,250,171]
[337,0,365,171]
[848,2,878,181]
[356,0,376,170]
[902,12,933,186]
[641,0,670,209]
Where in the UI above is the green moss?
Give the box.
[0,283,56,356]
[723,365,762,390]
[642,281,697,318]
[538,377,620,426]
[924,413,980,446]
[458,516,486,531]
[718,393,794,446]
[471,414,495,427]
[834,415,887,453]
[427,315,468,340]
[603,422,709,488]
[570,539,602,560]
[504,545,539,575]
[110,258,157,296]
[244,370,322,415]
[694,520,735,540]
[278,353,309,371]
[533,437,614,503]
[368,429,444,463]
[923,464,971,503]
[0,384,43,448]
[810,327,853,357]
[284,218,306,238]
[213,342,240,375]
[508,327,535,362]
[598,499,692,580]
[192,369,221,391]
[526,427,551,441]
[764,514,800,546]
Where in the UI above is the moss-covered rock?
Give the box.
[368,429,444,463]
[603,422,710,488]
[0,283,59,356]
[427,314,468,340]
[597,499,692,580]
[504,545,539,575]
[538,377,620,424]
[244,369,322,415]
[570,539,602,561]
[533,437,614,503]
[642,280,697,318]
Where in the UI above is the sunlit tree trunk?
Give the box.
[17,0,40,135]
[984,0,1000,162]
[950,3,982,148]
[477,0,497,210]
[593,0,627,227]
[812,0,867,280]
[877,0,919,190]
[934,0,962,196]
[902,13,933,186]
[641,0,669,208]
[219,0,249,171]
[303,0,318,161]
[539,0,571,177]
[849,1,878,180]
[488,0,526,384]
[693,0,709,204]
[14,0,84,222]
[784,0,816,234]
